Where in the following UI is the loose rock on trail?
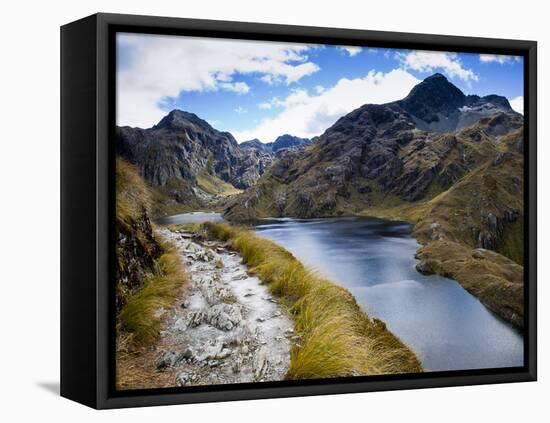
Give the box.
[149,228,296,387]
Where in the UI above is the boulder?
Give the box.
[156,351,176,370]
[205,303,243,331]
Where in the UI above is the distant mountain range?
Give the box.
[116,110,315,214]
[240,134,313,154]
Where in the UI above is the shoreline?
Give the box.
[223,206,524,331]
[197,221,423,378]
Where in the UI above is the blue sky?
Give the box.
[117,33,523,143]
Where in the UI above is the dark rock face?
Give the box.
[389,73,518,133]
[115,210,161,312]
[117,110,269,189]
[396,73,466,123]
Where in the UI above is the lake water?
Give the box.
[158,212,524,371]
[254,216,524,372]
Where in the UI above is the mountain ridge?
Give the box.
[240,134,312,153]
[116,109,274,214]
[222,73,525,328]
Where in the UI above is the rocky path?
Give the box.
[152,228,295,387]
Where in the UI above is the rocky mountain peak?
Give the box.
[240,139,266,151]
[240,134,312,154]
[398,73,466,122]
[154,109,214,132]
[272,134,311,151]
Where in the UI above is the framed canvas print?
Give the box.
[60,13,537,409]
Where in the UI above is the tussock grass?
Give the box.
[201,222,422,379]
[197,170,243,197]
[119,246,188,347]
[116,158,153,224]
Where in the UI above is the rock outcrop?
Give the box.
[115,159,162,311]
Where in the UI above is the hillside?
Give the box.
[115,158,163,311]
[223,74,525,328]
[116,110,273,215]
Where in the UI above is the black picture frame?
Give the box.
[60,12,537,409]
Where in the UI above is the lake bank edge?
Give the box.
[175,221,423,378]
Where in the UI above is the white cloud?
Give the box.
[260,74,277,85]
[233,69,420,142]
[314,85,325,94]
[397,51,478,82]
[258,102,272,110]
[234,106,248,114]
[219,81,250,94]
[510,96,524,114]
[117,33,320,127]
[339,46,362,57]
[479,54,516,64]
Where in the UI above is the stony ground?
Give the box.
[136,228,296,388]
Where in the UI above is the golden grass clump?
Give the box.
[119,246,188,347]
[201,222,422,379]
[116,158,153,224]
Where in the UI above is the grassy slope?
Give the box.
[116,159,162,308]
[359,146,525,328]
[116,159,189,388]
[415,241,523,328]
[119,247,187,346]
[199,222,422,379]
[197,170,243,197]
[150,170,243,216]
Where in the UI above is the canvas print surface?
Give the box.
[114,33,525,391]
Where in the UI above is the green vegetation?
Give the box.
[197,170,243,197]
[148,171,242,216]
[150,177,202,216]
[199,222,422,379]
[119,246,188,346]
[497,217,524,266]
